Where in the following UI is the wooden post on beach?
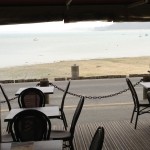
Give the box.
[71,64,79,79]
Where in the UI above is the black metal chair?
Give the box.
[126,78,150,129]
[0,84,18,111]
[50,96,84,150]
[18,87,46,108]
[9,109,51,142]
[0,84,18,132]
[89,126,105,150]
[53,81,70,130]
[37,80,70,130]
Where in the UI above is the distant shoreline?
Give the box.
[0,56,150,81]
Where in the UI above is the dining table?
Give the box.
[0,140,63,150]
[4,106,60,122]
[15,86,54,104]
[140,82,150,89]
[15,86,54,96]
[140,81,150,99]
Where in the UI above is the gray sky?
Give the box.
[0,21,113,33]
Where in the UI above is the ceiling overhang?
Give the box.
[0,0,150,25]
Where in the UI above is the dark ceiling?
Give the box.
[0,0,150,25]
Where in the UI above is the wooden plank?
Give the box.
[2,120,150,150]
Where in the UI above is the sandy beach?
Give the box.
[0,56,150,81]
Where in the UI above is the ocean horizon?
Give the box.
[0,29,150,68]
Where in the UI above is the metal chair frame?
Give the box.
[37,80,70,130]
[89,126,105,150]
[0,84,18,132]
[126,78,150,129]
[9,109,51,142]
[50,96,84,150]
[18,87,46,108]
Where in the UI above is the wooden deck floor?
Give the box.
[2,119,150,150]
[74,120,150,150]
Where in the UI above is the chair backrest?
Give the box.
[60,81,70,111]
[70,96,84,138]
[0,84,11,111]
[18,88,46,108]
[9,109,51,142]
[89,126,105,150]
[126,78,139,106]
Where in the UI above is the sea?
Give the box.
[0,29,150,68]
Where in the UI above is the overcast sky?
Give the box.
[0,21,113,34]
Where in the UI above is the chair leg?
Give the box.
[6,122,10,133]
[61,111,68,130]
[130,107,136,123]
[69,140,74,150]
[135,108,139,129]
[63,140,74,150]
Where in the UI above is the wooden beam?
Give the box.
[0,4,150,25]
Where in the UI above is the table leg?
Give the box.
[143,88,148,100]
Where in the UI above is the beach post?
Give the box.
[40,78,50,104]
[71,64,79,79]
